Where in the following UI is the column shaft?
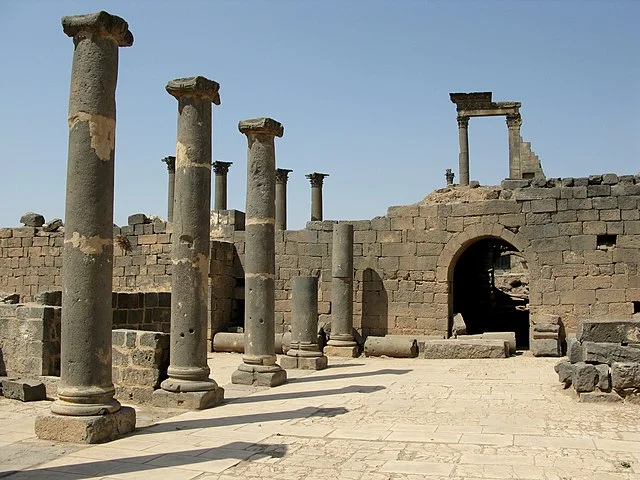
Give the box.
[328,223,356,346]
[289,276,322,356]
[275,168,292,230]
[306,172,328,221]
[53,11,133,417]
[213,161,232,210]
[457,116,469,186]
[162,156,175,222]
[507,114,522,179]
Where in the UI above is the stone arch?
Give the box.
[435,223,535,345]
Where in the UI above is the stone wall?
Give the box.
[112,292,171,333]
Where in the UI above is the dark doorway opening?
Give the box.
[452,237,530,349]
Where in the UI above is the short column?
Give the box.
[275,168,292,230]
[457,116,470,186]
[152,76,224,410]
[445,168,455,186]
[161,156,176,222]
[305,172,328,221]
[507,114,522,179]
[231,118,287,387]
[325,223,359,357]
[35,11,136,444]
[213,160,232,210]
[280,276,328,370]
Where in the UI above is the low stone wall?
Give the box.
[112,329,169,404]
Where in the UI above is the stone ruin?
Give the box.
[0,8,639,443]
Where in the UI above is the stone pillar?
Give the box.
[305,172,328,221]
[231,118,287,387]
[457,116,469,186]
[153,76,223,410]
[161,156,176,222]
[35,11,136,444]
[275,168,292,230]
[325,223,359,357]
[507,114,522,179]
[213,161,232,210]
[445,168,455,186]
[280,276,328,370]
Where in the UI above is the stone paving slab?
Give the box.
[0,352,639,479]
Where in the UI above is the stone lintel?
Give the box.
[306,172,329,187]
[35,406,136,444]
[162,155,176,172]
[450,92,520,117]
[166,76,221,104]
[62,11,133,46]
[238,117,284,137]
[213,160,233,175]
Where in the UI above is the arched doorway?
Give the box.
[452,237,530,349]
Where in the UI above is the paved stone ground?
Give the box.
[1,352,639,479]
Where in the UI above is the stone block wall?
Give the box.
[0,304,60,376]
[112,329,170,404]
[112,292,171,333]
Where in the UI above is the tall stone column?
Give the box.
[35,11,135,444]
[275,168,292,230]
[325,223,359,357]
[213,160,232,210]
[507,114,522,179]
[280,276,327,370]
[153,76,223,409]
[457,116,470,186]
[232,118,287,387]
[162,156,176,222]
[305,172,328,221]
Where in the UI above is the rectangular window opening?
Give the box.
[596,234,617,249]
[633,301,640,314]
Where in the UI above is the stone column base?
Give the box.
[151,387,224,409]
[231,364,287,387]
[35,406,136,444]
[280,355,328,370]
[324,345,360,358]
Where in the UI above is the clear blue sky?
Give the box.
[1,1,638,230]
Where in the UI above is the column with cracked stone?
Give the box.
[281,276,328,370]
[507,114,522,179]
[162,155,176,222]
[35,11,136,444]
[275,168,292,230]
[232,118,287,387]
[152,76,224,409]
[305,172,328,221]
[457,116,470,186]
[213,160,232,210]
[325,223,359,357]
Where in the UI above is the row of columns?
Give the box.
[162,161,330,226]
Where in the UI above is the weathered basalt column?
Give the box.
[325,223,359,357]
[280,276,328,370]
[152,76,224,409]
[305,172,328,221]
[457,116,469,186]
[213,160,232,210]
[231,118,287,387]
[507,114,522,179]
[162,155,176,222]
[35,11,136,444]
[275,168,292,230]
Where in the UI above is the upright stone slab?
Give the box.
[213,161,232,210]
[325,223,359,357]
[275,168,292,230]
[231,118,286,387]
[281,276,327,370]
[36,11,136,443]
[161,156,176,222]
[305,172,329,221]
[152,76,223,409]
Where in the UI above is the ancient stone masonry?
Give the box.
[35,10,136,444]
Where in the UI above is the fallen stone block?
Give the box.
[577,319,640,344]
[0,292,20,304]
[572,362,597,393]
[567,336,583,363]
[34,290,62,306]
[611,362,640,390]
[364,336,419,358]
[554,360,573,388]
[20,212,45,227]
[583,342,640,365]
[531,338,560,357]
[452,313,466,336]
[42,218,63,232]
[127,213,149,226]
[595,364,611,391]
[1,378,47,401]
[463,332,516,354]
[578,391,622,403]
[423,339,508,359]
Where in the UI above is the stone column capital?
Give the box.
[166,76,221,104]
[62,11,133,46]
[213,160,232,175]
[445,168,455,185]
[276,168,293,184]
[306,172,329,187]
[456,116,469,128]
[506,113,522,129]
[238,117,284,138]
[162,155,175,172]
